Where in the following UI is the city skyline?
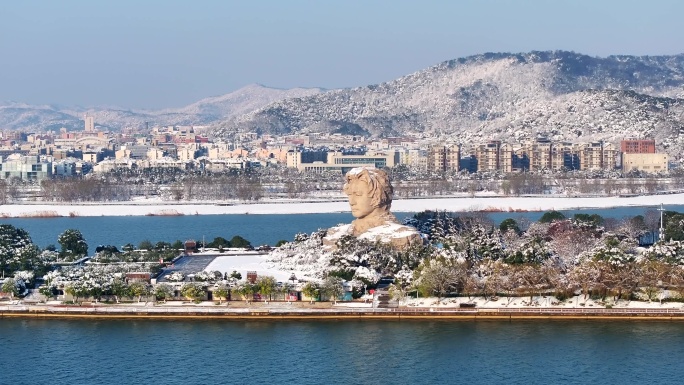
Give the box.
[1,0,683,109]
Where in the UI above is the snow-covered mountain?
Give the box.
[0,84,324,132]
[214,51,684,157]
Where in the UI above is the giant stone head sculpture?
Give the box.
[323,166,422,249]
[343,166,393,223]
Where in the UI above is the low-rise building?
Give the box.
[621,138,656,154]
[287,149,398,173]
[0,155,52,181]
[622,153,668,173]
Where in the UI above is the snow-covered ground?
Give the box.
[0,192,681,218]
[32,295,684,310]
[199,252,684,310]
[203,254,305,283]
[402,296,684,309]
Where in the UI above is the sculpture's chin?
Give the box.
[350,211,369,219]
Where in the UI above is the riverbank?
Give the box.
[3,304,684,321]
[0,192,682,217]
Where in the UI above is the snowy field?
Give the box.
[0,192,681,218]
[203,254,303,282]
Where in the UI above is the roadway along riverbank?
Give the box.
[3,305,684,321]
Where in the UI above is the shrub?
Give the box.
[327,269,355,281]
[539,211,566,223]
[554,290,573,301]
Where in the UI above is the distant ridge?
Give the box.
[213,51,684,159]
[0,84,324,132]
[4,50,684,160]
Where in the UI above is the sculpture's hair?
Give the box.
[343,167,393,210]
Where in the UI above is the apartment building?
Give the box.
[601,143,618,170]
[398,148,428,171]
[500,144,529,173]
[525,138,552,171]
[549,142,578,171]
[475,141,501,172]
[427,144,460,173]
[576,142,617,171]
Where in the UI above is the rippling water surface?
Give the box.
[2,319,684,385]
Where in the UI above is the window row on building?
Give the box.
[286,138,668,174]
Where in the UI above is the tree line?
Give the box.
[273,208,684,305]
[1,163,682,203]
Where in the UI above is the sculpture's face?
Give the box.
[346,180,375,219]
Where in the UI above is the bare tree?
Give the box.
[0,179,7,204]
[415,257,461,301]
[567,259,599,304]
[625,178,639,194]
[481,260,505,300]
[644,178,658,194]
[549,229,601,269]
[638,260,669,302]
[577,178,592,195]
[644,210,661,233]
[603,179,617,196]
[514,264,547,303]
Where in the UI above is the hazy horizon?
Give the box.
[1,0,683,110]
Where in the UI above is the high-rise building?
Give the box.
[427,144,460,173]
[602,143,617,170]
[84,115,95,132]
[579,142,617,171]
[526,137,552,171]
[499,143,515,173]
[579,142,604,171]
[550,142,580,171]
[475,141,501,172]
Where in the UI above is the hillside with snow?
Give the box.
[214,51,684,159]
[0,84,324,132]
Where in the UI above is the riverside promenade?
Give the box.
[3,303,684,321]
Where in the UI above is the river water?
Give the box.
[2,206,683,384]
[0,205,679,248]
[1,318,683,384]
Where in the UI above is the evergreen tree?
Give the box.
[58,229,88,260]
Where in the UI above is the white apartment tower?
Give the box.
[84,115,95,132]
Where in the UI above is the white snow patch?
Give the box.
[204,254,312,282]
[0,193,680,217]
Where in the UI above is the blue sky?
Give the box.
[0,0,682,109]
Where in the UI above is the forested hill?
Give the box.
[214,51,684,160]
